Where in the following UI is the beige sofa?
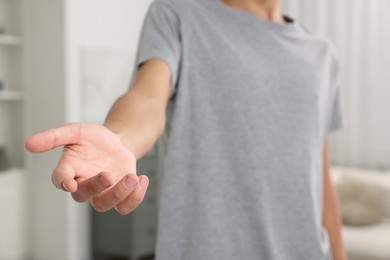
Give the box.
[331,167,390,260]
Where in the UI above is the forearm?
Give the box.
[104,59,171,159]
[104,90,165,159]
[322,144,347,260]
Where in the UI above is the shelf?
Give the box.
[0,34,22,46]
[0,167,25,178]
[0,91,23,101]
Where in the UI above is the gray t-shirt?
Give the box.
[135,0,343,259]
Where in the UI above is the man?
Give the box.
[25,0,346,259]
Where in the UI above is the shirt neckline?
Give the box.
[212,0,301,33]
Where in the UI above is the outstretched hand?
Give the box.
[25,123,149,215]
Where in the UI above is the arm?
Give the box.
[25,59,172,214]
[322,141,347,260]
[105,59,172,159]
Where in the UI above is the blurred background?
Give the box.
[0,0,389,259]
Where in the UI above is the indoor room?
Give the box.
[0,0,389,260]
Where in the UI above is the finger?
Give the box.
[115,175,149,215]
[91,174,139,213]
[25,123,82,153]
[52,161,78,192]
[71,172,114,202]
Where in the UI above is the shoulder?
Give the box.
[299,25,339,60]
[296,24,340,81]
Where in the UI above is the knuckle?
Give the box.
[111,188,125,202]
[90,181,102,194]
[97,172,114,189]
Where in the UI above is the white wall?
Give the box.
[65,0,153,124]
[26,1,69,259]
[26,0,152,259]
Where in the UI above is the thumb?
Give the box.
[25,123,82,153]
[52,160,78,192]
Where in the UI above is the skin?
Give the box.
[25,0,346,258]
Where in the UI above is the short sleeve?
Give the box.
[327,86,344,133]
[327,49,344,133]
[134,2,182,94]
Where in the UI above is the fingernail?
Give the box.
[98,176,111,188]
[140,177,149,188]
[125,176,138,189]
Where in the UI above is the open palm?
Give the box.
[25,123,149,215]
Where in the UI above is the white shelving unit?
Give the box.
[0,0,24,169]
[0,0,27,258]
[0,34,22,46]
[0,90,23,101]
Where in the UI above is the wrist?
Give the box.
[103,120,159,160]
[103,124,137,154]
